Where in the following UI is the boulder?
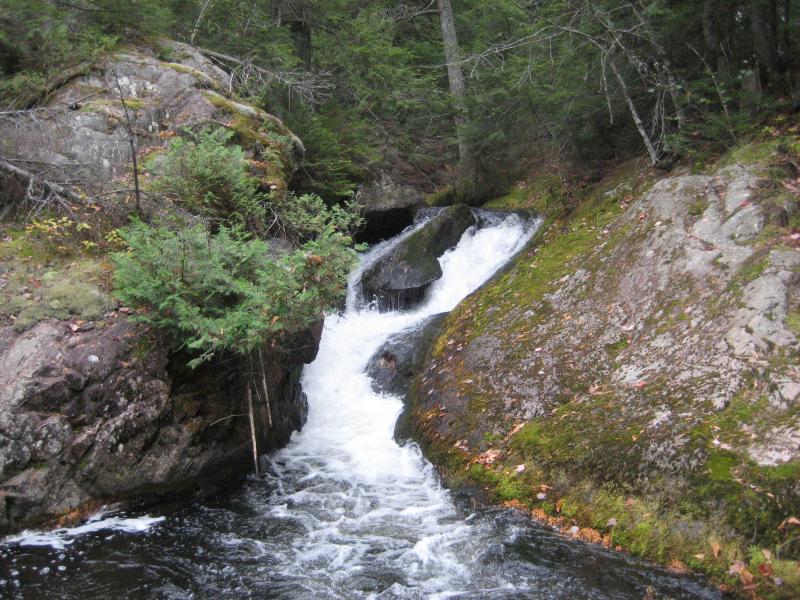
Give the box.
[0,42,321,534]
[0,315,320,534]
[356,171,424,243]
[366,313,447,397]
[0,40,303,202]
[360,204,475,311]
[407,157,800,581]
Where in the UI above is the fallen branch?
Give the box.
[257,348,273,428]
[0,156,83,203]
[197,47,334,105]
[246,384,260,477]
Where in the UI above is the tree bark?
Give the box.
[437,0,476,196]
[279,0,313,70]
[608,56,660,165]
[750,0,783,89]
[702,0,731,79]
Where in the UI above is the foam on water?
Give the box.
[256,213,539,595]
[0,212,721,599]
[3,513,165,550]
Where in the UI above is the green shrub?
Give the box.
[152,128,266,232]
[112,218,358,367]
[276,192,364,244]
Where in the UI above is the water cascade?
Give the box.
[1,213,720,600]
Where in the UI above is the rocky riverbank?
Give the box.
[405,137,800,598]
[0,315,319,534]
[0,40,317,534]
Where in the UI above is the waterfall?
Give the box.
[1,213,719,600]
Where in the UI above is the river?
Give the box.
[0,213,721,599]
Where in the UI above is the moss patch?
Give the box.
[0,227,114,330]
[409,138,800,598]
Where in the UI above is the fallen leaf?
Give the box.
[758,563,774,577]
[739,568,754,585]
[475,448,502,465]
[779,516,800,531]
[668,559,689,574]
[710,541,721,558]
[728,560,746,575]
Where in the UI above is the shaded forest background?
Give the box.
[1,0,799,204]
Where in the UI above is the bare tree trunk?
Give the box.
[750,0,783,89]
[609,4,688,128]
[109,64,142,216]
[702,0,731,78]
[279,0,314,70]
[290,19,313,70]
[437,0,476,196]
[608,56,660,165]
[190,0,215,45]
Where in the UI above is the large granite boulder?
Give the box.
[407,158,800,589]
[359,204,475,311]
[0,314,319,534]
[0,40,303,204]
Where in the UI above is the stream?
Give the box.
[0,213,722,599]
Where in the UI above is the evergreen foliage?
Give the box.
[4,0,798,190]
[152,128,266,233]
[0,0,800,356]
[112,216,358,368]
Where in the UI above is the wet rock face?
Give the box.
[356,171,424,243]
[359,204,476,311]
[409,160,800,549]
[366,313,447,398]
[0,316,317,534]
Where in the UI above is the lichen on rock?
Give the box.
[407,143,800,596]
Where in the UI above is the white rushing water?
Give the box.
[262,213,538,598]
[1,212,722,600]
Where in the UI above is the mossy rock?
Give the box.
[405,139,800,598]
[359,204,476,311]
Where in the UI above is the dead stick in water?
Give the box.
[257,348,273,428]
[246,385,259,477]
